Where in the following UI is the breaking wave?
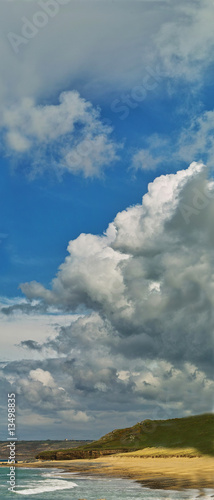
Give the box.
[14,478,78,495]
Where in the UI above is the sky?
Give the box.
[0,0,214,440]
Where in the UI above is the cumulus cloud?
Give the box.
[3,91,119,178]
[17,162,214,432]
[20,225,130,317]
[29,368,56,388]
[21,162,214,374]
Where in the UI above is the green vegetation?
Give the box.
[36,413,214,460]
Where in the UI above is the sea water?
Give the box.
[0,467,213,499]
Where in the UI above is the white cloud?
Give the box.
[132,110,214,172]
[155,0,214,81]
[58,410,91,423]
[21,226,131,317]
[132,149,162,171]
[29,368,55,388]
[177,110,214,166]
[3,91,119,177]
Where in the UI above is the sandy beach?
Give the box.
[10,449,214,491]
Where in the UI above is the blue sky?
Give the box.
[0,81,175,297]
[0,0,214,440]
[0,135,150,297]
[1,79,205,297]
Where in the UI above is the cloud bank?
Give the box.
[1,0,214,103]
[3,162,211,437]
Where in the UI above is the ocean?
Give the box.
[0,467,213,499]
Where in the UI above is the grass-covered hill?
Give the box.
[36,413,214,460]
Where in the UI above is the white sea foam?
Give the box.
[14,478,78,495]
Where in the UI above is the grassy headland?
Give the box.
[36,413,214,460]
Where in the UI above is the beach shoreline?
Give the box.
[2,452,213,491]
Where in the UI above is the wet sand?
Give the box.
[8,448,214,491]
